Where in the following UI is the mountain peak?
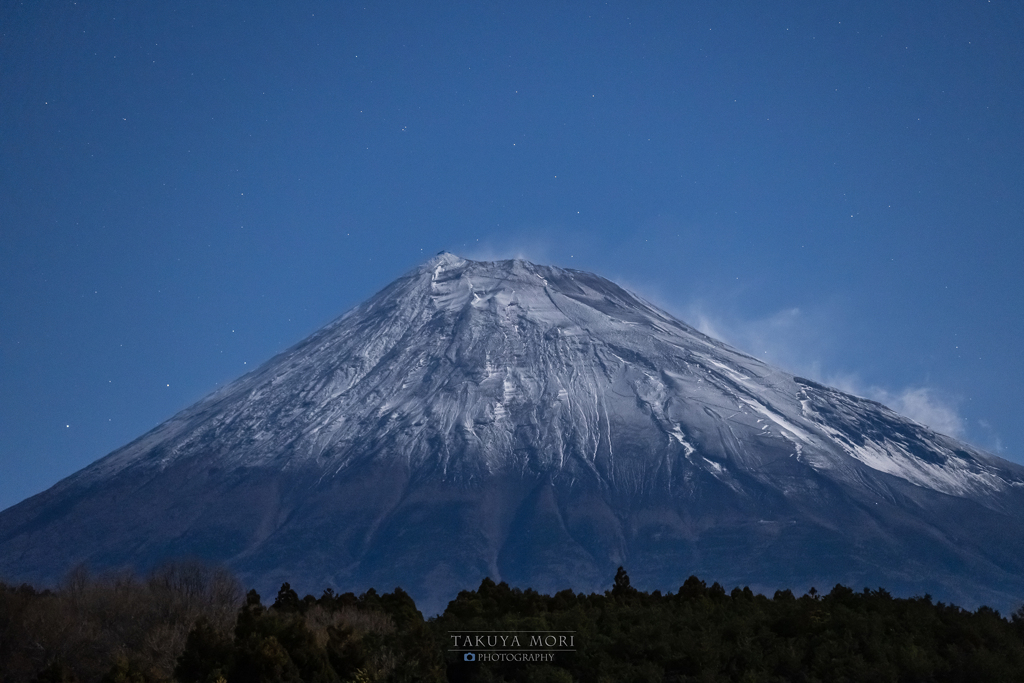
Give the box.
[425,250,467,268]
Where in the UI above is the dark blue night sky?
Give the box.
[2,1,1022,511]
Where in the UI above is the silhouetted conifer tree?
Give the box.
[611,567,635,599]
[271,584,300,614]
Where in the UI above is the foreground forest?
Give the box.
[2,563,1024,683]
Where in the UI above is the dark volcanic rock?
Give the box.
[2,253,1023,614]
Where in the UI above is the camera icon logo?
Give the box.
[463,652,476,662]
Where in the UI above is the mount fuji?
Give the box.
[2,253,1023,614]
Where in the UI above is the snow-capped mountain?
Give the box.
[2,253,1023,613]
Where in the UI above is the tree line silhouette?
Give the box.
[3,563,1024,682]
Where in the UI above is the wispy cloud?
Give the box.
[460,242,553,264]
[666,301,968,439]
[886,388,965,438]
[828,379,965,439]
[458,226,568,266]
[674,300,833,378]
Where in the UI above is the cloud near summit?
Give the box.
[677,302,967,440]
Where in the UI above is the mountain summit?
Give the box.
[2,254,1023,613]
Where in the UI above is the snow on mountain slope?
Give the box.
[68,252,1023,502]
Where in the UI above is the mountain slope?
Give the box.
[2,253,1023,614]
